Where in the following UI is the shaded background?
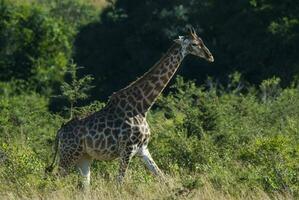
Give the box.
[74,0,299,101]
[0,0,299,107]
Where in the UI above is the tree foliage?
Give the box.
[0,0,99,95]
[74,0,299,101]
[0,0,75,93]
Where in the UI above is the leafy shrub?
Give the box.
[0,0,74,94]
[0,84,64,194]
[148,76,299,195]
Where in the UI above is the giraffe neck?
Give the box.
[108,43,185,115]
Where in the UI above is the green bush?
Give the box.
[0,0,74,94]
[0,83,63,193]
[147,77,299,195]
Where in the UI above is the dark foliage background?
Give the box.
[1,0,298,104]
[74,0,299,101]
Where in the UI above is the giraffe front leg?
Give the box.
[117,147,134,183]
[138,146,164,178]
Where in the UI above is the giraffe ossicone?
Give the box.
[46,28,214,187]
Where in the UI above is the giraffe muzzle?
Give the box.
[208,56,214,62]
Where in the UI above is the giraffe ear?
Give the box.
[174,36,184,44]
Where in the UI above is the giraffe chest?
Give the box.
[119,115,151,146]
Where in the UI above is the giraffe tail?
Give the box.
[45,132,60,174]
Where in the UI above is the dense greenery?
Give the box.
[0,0,72,94]
[1,0,298,101]
[0,0,97,95]
[1,76,299,198]
[0,0,299,199]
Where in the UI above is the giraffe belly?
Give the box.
[86,147,119,160]
[84,134,119,161]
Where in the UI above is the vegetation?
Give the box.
[1,76,299,199]
[0,0,299,199]
[74,0,299,101]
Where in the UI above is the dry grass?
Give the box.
[0,176,293,200]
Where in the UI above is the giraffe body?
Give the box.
[59,110,150,163]
[47,28,214,186]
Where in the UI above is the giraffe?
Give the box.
[46,28,214,187]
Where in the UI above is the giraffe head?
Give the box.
[174,27,214,62]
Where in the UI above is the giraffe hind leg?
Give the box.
[117,146,135,183]
[58,152,75,177]
[58,146,83,177]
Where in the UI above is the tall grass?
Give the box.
[0,175,293,200]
